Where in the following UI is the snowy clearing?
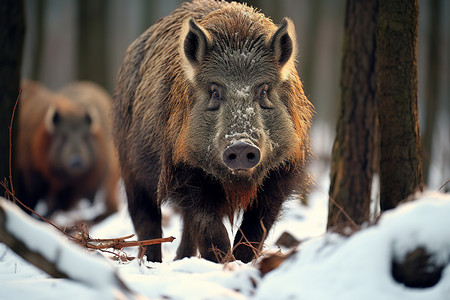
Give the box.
[1,188,450,299]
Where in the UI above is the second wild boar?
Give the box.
[17,80,120,222]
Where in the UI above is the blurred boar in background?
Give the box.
[17,80,120,222]
[113,0,314,263]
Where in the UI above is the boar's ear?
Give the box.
[268,18,297,81]
[45,105,59,134]
[180,18,212,81]
[86,106,100,133]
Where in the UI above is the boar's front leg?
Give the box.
[172,170,231,262]
[125,181,162,262]
[177,208,231,262]
[233,191,284,263]
[175,181,231,263]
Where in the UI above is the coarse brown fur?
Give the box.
[113,0,314,263]
[17,80,120,222]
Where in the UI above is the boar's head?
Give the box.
[174,8,312,206]
[45,99,100,180]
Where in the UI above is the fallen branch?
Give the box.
[0,202,68,278]
[72,231,175,251]
[7,89,20,199]
[439,179,450,192]
[2,182,175,258]
[0,197,141,299]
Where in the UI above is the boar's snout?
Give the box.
[222,142,261,171]
[65,153,90,177]
[69,154,84,169]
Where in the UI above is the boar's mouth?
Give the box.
[222,141,261,171]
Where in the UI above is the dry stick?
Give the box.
[2,182,176,252]
[439,179,450,192]
[257,219,267,254]
[82,236,176,250]
[327,194,359,231]
[0,181,74,239]
[8,90,21,198]
[233,225,265,259]
[212,221,268,264]
[211,245,228,263]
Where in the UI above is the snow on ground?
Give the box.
[1,179,450,299]
[257,192,450,300]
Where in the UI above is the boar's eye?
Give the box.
[208,85,222,111]
[258,85,273,109]
[212,89,220,100]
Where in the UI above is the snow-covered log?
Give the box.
[0,197,144,299]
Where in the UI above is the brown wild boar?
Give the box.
[17,80,120,222]
[113,0,314,263]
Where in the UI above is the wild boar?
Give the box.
[113,0,313,263]
[17,80,120,222]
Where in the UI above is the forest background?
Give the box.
[20,0,450,194]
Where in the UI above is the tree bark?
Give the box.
[30,0,45,81]
[78,0,108,89]
[327,0,378,230]
[0,0,25,186]
[422,0,440,185]
[376,0,423,210]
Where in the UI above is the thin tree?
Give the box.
[327,0,378,231]
[376,0,423,210]
[0,0,25,188]
[29,0,45,81]
[422,0,440,185]
[78,0,108,89]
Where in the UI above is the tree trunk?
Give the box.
[327,0,378,231]
[30,0,45,81]
[78,0,108,89]
[376,0,423,210]
[422,0,440,185]
[0,0,25,188]
[301,0,322,100]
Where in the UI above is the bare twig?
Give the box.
[2,180,176,256]
[257,219,267,254]
[0,181,73,238]
[8,89,21,199]
[208,219,269,265]
[439,179,450,192]
[327,194,359,233]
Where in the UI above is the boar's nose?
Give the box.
[69,155,84,169]
[222,142,261,170]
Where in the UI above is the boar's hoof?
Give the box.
[222,142,261,170]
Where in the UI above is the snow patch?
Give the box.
[257,192,450,300]
[236,86,251,98]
